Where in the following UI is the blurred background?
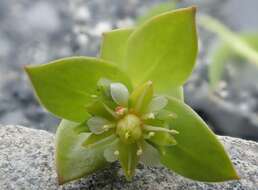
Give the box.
[0,0,258,141]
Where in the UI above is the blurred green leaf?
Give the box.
[25,57,132,122]
[199,15,258,88]
[160,97,239,182]
[208,33,258,88]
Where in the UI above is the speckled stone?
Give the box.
[0,125,257,190]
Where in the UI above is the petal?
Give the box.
[140,141,161,167]
[110,83,129,106]
[148,96,168,112]
[87,116,110,135]
[103,139,119,163]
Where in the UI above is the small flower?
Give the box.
[82,78,178,180]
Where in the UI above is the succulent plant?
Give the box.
[25,7,239,185]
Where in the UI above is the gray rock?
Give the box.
[0,125,257,189]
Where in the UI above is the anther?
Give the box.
[168,112,178,119]
[148,132,155,138]
[142,112,155,119]
[125,132,130,139]
[137,148,143,156]
[90,94,98,98]
[114,150,119,156]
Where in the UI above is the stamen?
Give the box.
[103,124,115,130]
[114,150,119,156]
[144,125,179,135]
[148,132,155,138]
[143,132,155,139]
[168,112,178,119]
[137,148,143,156]
[125,132,130,139]
[90,94,98,98]
[142,112,155,119]
[102,103,119,119]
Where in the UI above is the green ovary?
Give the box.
[116,114,143,144]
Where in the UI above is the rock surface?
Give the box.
[0,125,257,190]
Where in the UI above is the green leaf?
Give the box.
[159,97,239,182]
[99,17,183,101]
[130,81,153,114]
[137,1,176,25]
[100,28,134,66]
[55,119,108,184]
[25,56,132,122]
[118,141,139,180]
[123,7,198,94]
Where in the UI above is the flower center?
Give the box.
[116,114,142,144]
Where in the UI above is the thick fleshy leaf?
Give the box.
[159,97,239,182]
[100,28,134,66]
[130,81,153,114]
[123,7,198,94]
[55,119,108,184]
[25,56,132,122]
[110,83,129,106]
[118,141,139,180]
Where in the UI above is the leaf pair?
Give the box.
[25,6,239,185]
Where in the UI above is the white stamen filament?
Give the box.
[102,103,119,119]
[102,124,115,130]
[144,125,179,135]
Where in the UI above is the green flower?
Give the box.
[83,79,179,179]
[25,7,239,185]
